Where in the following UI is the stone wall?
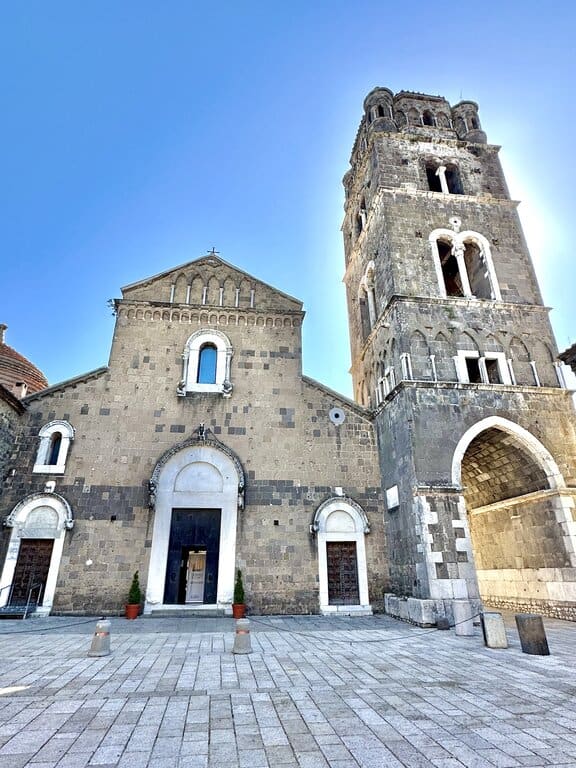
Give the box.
[1,278,387,614]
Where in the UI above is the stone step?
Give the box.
[147,608,228,618]
[0,607,27,620]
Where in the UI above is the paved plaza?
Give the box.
[0,613,574,767]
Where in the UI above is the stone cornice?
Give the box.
[382,293,551,320]
[114,300,304,328]
[373,380,573,414]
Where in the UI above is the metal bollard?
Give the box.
[515,613,550,655]
[88,618,111,657]
[481,612,508,649]
[232,618,252,654]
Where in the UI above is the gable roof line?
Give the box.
[121,254,303,308]
[0,383,26,413]
[23,367,109,402]
[301,375,372,419]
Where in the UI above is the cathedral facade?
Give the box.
[1,88,576,620]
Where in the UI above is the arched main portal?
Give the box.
[452,417,576,612]
[145,437,244,613]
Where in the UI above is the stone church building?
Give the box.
[1,88,576,621]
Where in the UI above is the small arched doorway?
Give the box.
[0,493,74,615]
[313,497,372,615]
[145,437,244,613]
[452,417,576,611]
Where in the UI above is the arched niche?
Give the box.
[0,493,74,614]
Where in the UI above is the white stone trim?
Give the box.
[400,353,413,381]
[33,420,74,475]
[0,493,74,614]
[313,497,371,615]
[454,350,479,383]
[144,444,242,613]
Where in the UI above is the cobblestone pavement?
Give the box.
[0,613,574,767]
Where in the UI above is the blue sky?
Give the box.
[1,2,575,398]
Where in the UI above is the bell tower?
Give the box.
[343,88,576,618]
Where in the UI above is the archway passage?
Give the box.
[460,426,571,610]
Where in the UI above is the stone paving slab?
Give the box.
[0,614,574,767]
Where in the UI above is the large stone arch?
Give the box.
[145,436,244,614]
[451,416,565,490]
[450,416,576,615]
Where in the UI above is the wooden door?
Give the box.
[327,541,360,605]
[10,539,54,605]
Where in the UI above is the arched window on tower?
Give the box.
[422,110,435,126]
[377,104,385,117]
[430,225,502,302]
[445,165,463,194]
[426,163,463,194]
[463,241,492,299]
[438,240,465,297]
[197,344,218,384]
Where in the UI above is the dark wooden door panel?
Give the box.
[164,509,221,605]
[327,541,359,605]
[11,539,54,605]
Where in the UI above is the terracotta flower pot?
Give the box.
[125,603,140,620]
[232,603,246,619]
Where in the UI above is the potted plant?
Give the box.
[125,570,142,620]
[232,568,246,619]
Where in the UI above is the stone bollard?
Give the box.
[88,618,111,657]
[232,618,252,654]
[453,600,474,636]
[481,612,508,649]
[515,614,550,655]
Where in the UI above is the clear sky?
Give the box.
[1,1,575,398]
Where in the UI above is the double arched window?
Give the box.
[429,225,501,302]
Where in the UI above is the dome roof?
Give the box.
[0,324,48,398]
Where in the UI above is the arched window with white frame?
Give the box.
[33,421,74,474]
[178,329,233,397]
[429,224,501,302]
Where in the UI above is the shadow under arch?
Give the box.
[450,416,576,616]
